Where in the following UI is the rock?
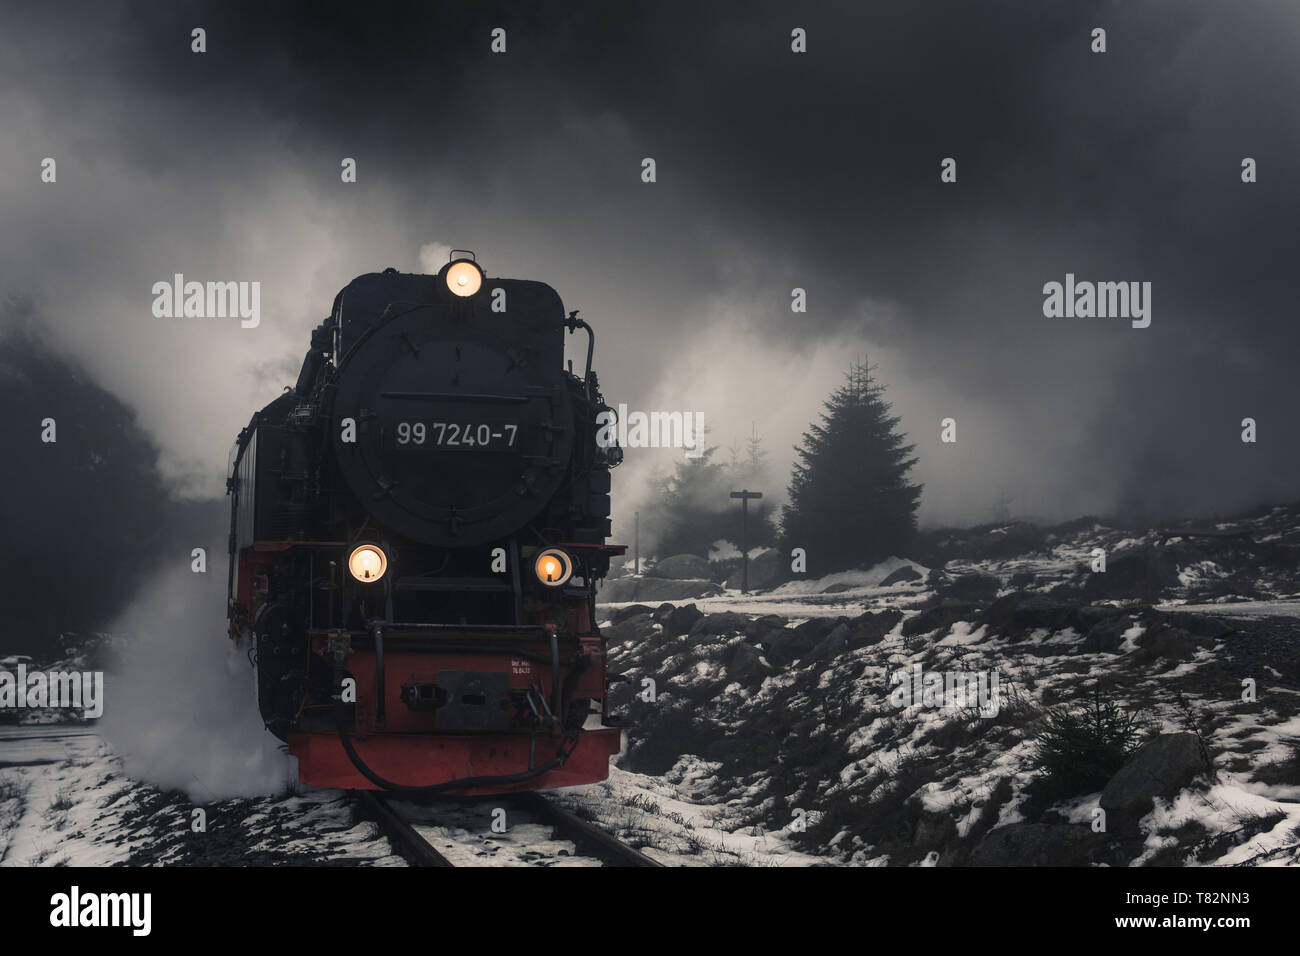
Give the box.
[1080,546,1181,602]
[808,622,853,663]
[747,549,783,589]
[744,614,788,642]
[598,576,721,604]
[1154,611,1233,641]
[646,554,712,580]
[913,810,957,851]
[689,611,750,638]
[1100,733,1210,817]
[723,549,783,590]
[1187,572,1261,602]
[1081,615,1132,654]
[940,572,1001,604]
[610,604,653,625]
[759,628,804,667]
[1008,570,1036,588]
[985,593,1083,640]
[879,565,923,586]
[968,823,1096,866]
[651,603,676,624]
[821,582,857,594]
[794,617,840,643]
[726,642,770,685]
[1133,622,1211,667]
[847,608,902,648]
[761,619,838,666]
[662,603,704,637]
[601,613,659,644]
[902,600,978,638]
[703,737,747,761]
[1077,604,1125,629]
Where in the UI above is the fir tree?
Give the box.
[652,426,778,559]
[653,445,727,558]
[781,360,922,575]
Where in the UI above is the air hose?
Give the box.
[334,702,578,795]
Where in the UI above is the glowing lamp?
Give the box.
[348,544,388,583]
[445,260,483,297]
[534,548,573,587]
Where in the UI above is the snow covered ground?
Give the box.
[0,726,399,867]
[594,509,1300,866]
[5,505,1299,866]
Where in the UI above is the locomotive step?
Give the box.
[394,575,516,593]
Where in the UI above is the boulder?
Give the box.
[968,823,1096,866]
[809,622,853,664]
[985,593,1083,640]
[1152,611,1233,641]
[902,600,979,638]
[1133,622,1211,667]
[744,614,789,642]
[726,642,770,685]
[723,549,783,590]
[600,613,659,644]
[722,554,780,590]
[1100,733,1210,816]
[1008,570,1037,589]
[610,604,653,625]
[1077,604,1125,629]
[879,565,923,587]
[646,554,711,580]
[940,572,1001,604]
[703,736,748,762]
[1080,615,1133,654]
[689,611,750,638]
[1080,546,1181,602]
[912,810,958,852]
[598,576,721,604]
[747,549,783,589]
[847,608,902,648]
[662,603,704,637]
[761,619,838,666]
[794,617,840,643]
[759,628,802,667]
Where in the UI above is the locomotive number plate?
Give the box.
[392,419,519,451]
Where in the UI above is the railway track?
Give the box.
[357,789,663,868]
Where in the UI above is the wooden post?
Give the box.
[729,489,763,593]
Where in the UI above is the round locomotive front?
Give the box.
[331,306,576,548]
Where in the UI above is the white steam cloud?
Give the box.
[98,564,294,801]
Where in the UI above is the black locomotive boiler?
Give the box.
[226,253,625,793]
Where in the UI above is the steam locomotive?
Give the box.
[225,253,624,794]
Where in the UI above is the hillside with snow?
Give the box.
[594,502,1300,865]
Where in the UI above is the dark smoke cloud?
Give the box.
[1,0,1297,539]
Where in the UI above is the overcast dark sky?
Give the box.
[2,0,1297,533]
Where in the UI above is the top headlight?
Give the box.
[445,259,483,297]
